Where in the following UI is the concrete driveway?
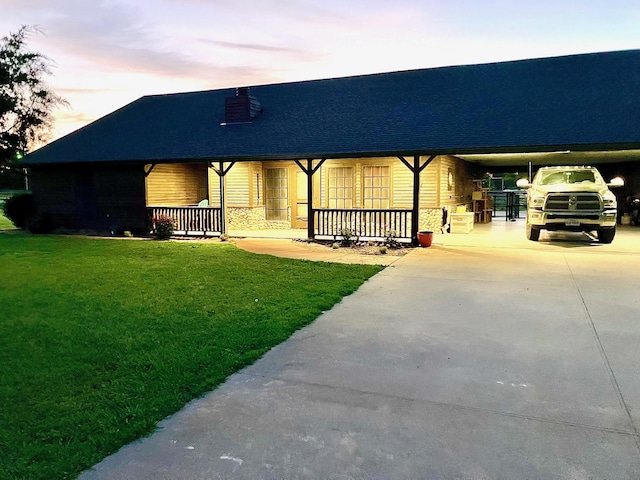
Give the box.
[81,222,640,479]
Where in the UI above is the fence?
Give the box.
[147,206,222,236]
[314,208,412,241]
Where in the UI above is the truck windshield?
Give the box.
[539,170,597,185]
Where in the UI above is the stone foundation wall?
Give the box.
[419,208,444,232]
[228,206,444,234]
[227,206,291,230]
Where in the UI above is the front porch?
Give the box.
[145,154,476,244]
[147,206,426,242]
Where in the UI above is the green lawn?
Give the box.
[0,235,383,479]
[0,212,16,229]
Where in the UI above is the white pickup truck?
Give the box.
[516,166,624,243]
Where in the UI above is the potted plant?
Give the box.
[416,230,433,247]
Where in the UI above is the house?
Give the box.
[23,50,640,242]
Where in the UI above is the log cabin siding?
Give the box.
[248,162,263,206]
[439,156,455,208]
[319,156,444,208]
[145,163,207,206]
[391,159,412,207]
[208,166,220,207]
[224,162,251,206]
[146,156,473,207]
[438,155,475,210]
[421,158,439,207]
[206,162,258,208]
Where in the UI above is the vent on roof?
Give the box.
[223,87,262,124]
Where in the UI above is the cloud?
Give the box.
[201,39,303,54]
[43,3,209,77]
[165,0,350,24]
[0,0,224,80]
[56,110,95,125]
[1,0,421,88]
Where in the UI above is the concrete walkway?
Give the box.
[80,221,640,479]
[234,238,403,266]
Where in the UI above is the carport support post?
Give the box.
[209,161,235,235]
[398,155,436,246]
[294,158,325,240]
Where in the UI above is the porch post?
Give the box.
[412,156,421,245]
[294,158,325,240]
[306,159,314,240]
[398,155,436,246]
[209,161,236,235]
[219,163,226,234]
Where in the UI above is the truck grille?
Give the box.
[545,193,601,211]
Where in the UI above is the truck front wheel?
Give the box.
[526,221,541,241]
[598,226,616,244]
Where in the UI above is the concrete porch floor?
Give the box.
[230,217,640,254]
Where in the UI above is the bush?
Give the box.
[340,228,356,247]
[2,193,36,229]
[384,229,401,249]
[153,215,175,240]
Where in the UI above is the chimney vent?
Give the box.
[224,87,262,124]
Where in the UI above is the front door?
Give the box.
[292,170,308,229]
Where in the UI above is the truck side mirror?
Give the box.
[608,177,624,187]
[516,178,531,189]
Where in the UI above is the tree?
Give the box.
[0,26,66,188]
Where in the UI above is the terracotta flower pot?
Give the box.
[417,231,433,248]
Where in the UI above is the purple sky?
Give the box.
[2,0,639,142]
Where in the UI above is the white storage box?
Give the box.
[450,212,474,233]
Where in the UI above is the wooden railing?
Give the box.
[147,206,222,236]
[314,208,412,241]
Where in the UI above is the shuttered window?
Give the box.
[265,168,288,220]
[327,167,353,208]
[363,166,390,209]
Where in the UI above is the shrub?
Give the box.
[340,227,356,247]
[384,229,401,249]
[379,246,388,254]
[332,242,340,249]
[219,233,229,242]
[153,215,175,240]
[2,193,36,229]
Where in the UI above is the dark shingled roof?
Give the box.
[24,50,640,165]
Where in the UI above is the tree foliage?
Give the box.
[0,26,66,179]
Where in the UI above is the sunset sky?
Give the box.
[2,0,639,142]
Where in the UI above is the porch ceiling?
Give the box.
[456,148,640,169]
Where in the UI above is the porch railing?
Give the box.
[148,206,222,236]
[314,208,412,241]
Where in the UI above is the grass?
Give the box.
[0,234,383,479]
[0,212,16,230]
